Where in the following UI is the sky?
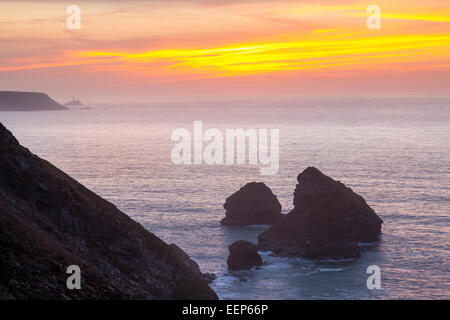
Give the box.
[0,0,449,102]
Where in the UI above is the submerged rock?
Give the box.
[0,122,217,299]
[221,182,282,226]
[169,244,216,284]
[227,240,263,270]
[258,167,383,259]
[201,273,217,284]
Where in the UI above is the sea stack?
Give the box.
[227,240,263,270]
[0,91,67,111]
[221,182,282,226]
[0,122,217,299]
[258,167,383,259]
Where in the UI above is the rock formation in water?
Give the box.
[227,240,263,270]
[0,122,217,299]
[0,91,67,111]
[221,182,282,226]
[64,98,83,107]
[258,167,383,259]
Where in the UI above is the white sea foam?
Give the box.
[317,268,345,272]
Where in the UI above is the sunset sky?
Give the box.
[1,0,449,102]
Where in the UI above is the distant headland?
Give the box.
[0,91,67,111]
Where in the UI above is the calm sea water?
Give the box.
[1,97,449,299]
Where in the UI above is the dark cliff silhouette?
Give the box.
[0,123,217,299]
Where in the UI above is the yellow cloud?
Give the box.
[381,13,450,22]
[62,32,450,77]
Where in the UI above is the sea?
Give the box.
[1,96,449,299]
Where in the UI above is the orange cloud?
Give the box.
[3,31,450,81]
[1,0,450,96]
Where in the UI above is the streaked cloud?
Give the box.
[1,0,449,98]
[4,32,449,79]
